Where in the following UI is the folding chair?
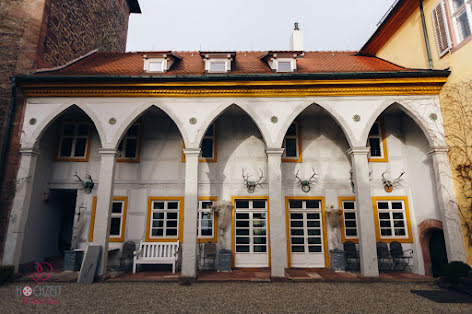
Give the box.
[344,241,360,271]
[389,241,413,271]
[376,242,393,271]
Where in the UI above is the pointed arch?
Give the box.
[30,103,106,147]
[275,102,355,149]
[196,103,271,148]
[111,102,189,149]
[362,101,439,147]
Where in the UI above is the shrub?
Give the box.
[0,265,14,285]
[444,261,471,283]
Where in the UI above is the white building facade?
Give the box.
[2,49,466,279]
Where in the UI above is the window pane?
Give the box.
[308,237,322,244]
[253,237,266,244]
[253,229,266,235]
[345,221,356,228]
[210,62,225,72]
[236,229,249,235]
[236,200,249,208]
[381,229,392,236]
[167,221,177,227]
[110,217,121,236]
[253,200,266,208]
[201,212,212,220]
[307,221,320,227]
[346,229,357,236]
[278,61,291,72]
[343,201,355,210]
[236,221,250,227]
[201,228,212,236]
[290,213,303,220]
[253,213,266,219]
[308,229,321,236]
[378,202,389,209]
[456,11,471,41]
[308,246,322,253]
[452,0,465,11]
[125,138,137,158]
[236,213,249,219]
[153,202,164,209]
[289,200,303,208]
[236,245,249,252]
[201,138,213,158]
[392,202,403,210]
[152,228,163,236]
[201,201,213,209]
[291,237,304,244]
[307,213,320,220]
[152,220,163,228]
[392,213,404,220]
[149,61,163,72]
[344,213,356,220]
[291,246,305,252]
[74,138,87,157]
[254,245,266,252]
[168,202,178,210]
[291,221,303,227]
[166,229,178,236]
[291,229,304,236]
[306,200,319,209]
[369,138,381,157]
[287,123,297,136]
[253,220,266,227]
[236,237,250,244]
[112,202,122,213]
[285,138,297,157]
[395,229,406,236]
[60,138,73,157]
[167,212,178,219]
[153,212,164,220]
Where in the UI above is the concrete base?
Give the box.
[178,276,196,285]
[271,276,289,282]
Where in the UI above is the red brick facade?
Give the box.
[0,0,137,263]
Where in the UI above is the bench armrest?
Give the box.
[133,249,142,257]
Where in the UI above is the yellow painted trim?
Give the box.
[88,196,97,242]
[88,196,128,242]
[197,196,218,243]
[284,196,329,268]
[117,122,142,163]
[231,196,270,269]
[371,196,413,243]
[368,119,388,163]
[282,121,303,163]
[146,197,185,242]
[338,196,358,244]
[109,197,128,243]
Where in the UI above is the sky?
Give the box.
[126,0,398,52]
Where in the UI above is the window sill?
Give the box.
[56,157,89,162]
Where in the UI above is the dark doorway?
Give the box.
[53,189,78,254]
[429,229,448,277]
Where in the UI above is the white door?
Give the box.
[288,199,326,268]
[234,199,268,267]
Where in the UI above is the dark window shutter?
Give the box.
[432,0,452,57]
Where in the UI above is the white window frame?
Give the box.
[118,123,140,161]
[376,200,409,240]
[282,122,300,160]
[197,200,215,239]
[367,121,386,161]
[57,121,90,160]
[287,199,324,254]
[144,58,167,73]
[110,200,125,239]
[206,59,231,73]
[341,200,358,240]
[276,58,296,72]
[234,199,268,254]
[448,0,472,43]
[149,200,180,239]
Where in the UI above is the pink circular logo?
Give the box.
[22,286,33,297]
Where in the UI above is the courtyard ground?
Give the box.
[1,281,472,313]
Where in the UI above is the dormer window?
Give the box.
[260,51,304,73]
[143,52,182,73]
[200,52,236,73]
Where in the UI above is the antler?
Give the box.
[255,168,264,186]
[392,171,405,187]
[86,174,94,185]
[74,172,85,185]
[308,167,318,183]
[381,170,390,183]
[295,169,302,184]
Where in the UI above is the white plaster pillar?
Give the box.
[92,148,118,275]
[181,148,200,278]
[428,146,466,261]
[266,148,286,278]
[3,148,40,271]
[347,147,379,277]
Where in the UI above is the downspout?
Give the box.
[420,0,434,69]
[0,77,17,191]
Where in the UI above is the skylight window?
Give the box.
[148,61,164,72]
[209,61,226,72]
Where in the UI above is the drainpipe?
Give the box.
[0,77,17,191]
[420,0,434,69]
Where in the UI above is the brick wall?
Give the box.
[0,0,134,263]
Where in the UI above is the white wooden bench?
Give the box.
[133,241,179,273]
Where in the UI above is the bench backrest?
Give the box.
[138,242,179,259]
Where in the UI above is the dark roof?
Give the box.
[35,51,412,76]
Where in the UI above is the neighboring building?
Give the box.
[359,0,472,267]
[2,19,466,279]
[0,0,141,263]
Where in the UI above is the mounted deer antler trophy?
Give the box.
[381,170,404,193]
[74,172,95,194]
[295,168,318,193]
[242,168,264,193]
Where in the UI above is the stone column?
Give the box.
[92,148,118,275]
[3,148,40,271]
[181,148,200,279]
[347,147,379,277]
[428,146,466,261]
[266,148,286,278]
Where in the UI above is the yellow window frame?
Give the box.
[89,196,128,242]
[372,196,413,243]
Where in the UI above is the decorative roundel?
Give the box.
[189,117,197,125]
[429,113,438,121]
[22,286,33,297]
[352,114,361,122]
[29,118,37,125]
[108,117,117,125]
[270,116,278,123]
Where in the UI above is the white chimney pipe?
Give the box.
[290,22,304,51]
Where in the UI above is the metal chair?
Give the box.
[389,241,413,271]
[376,242,393,271]
[344,241,360,271]
[200,242,217,271]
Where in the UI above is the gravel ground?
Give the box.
[1,281,472,313]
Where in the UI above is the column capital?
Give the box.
[428,146,449,155]
[183,148,201,157]
[266,148,284,156]
[346,147,370,157]
[19,147,40,157]
[98,148,119,157]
